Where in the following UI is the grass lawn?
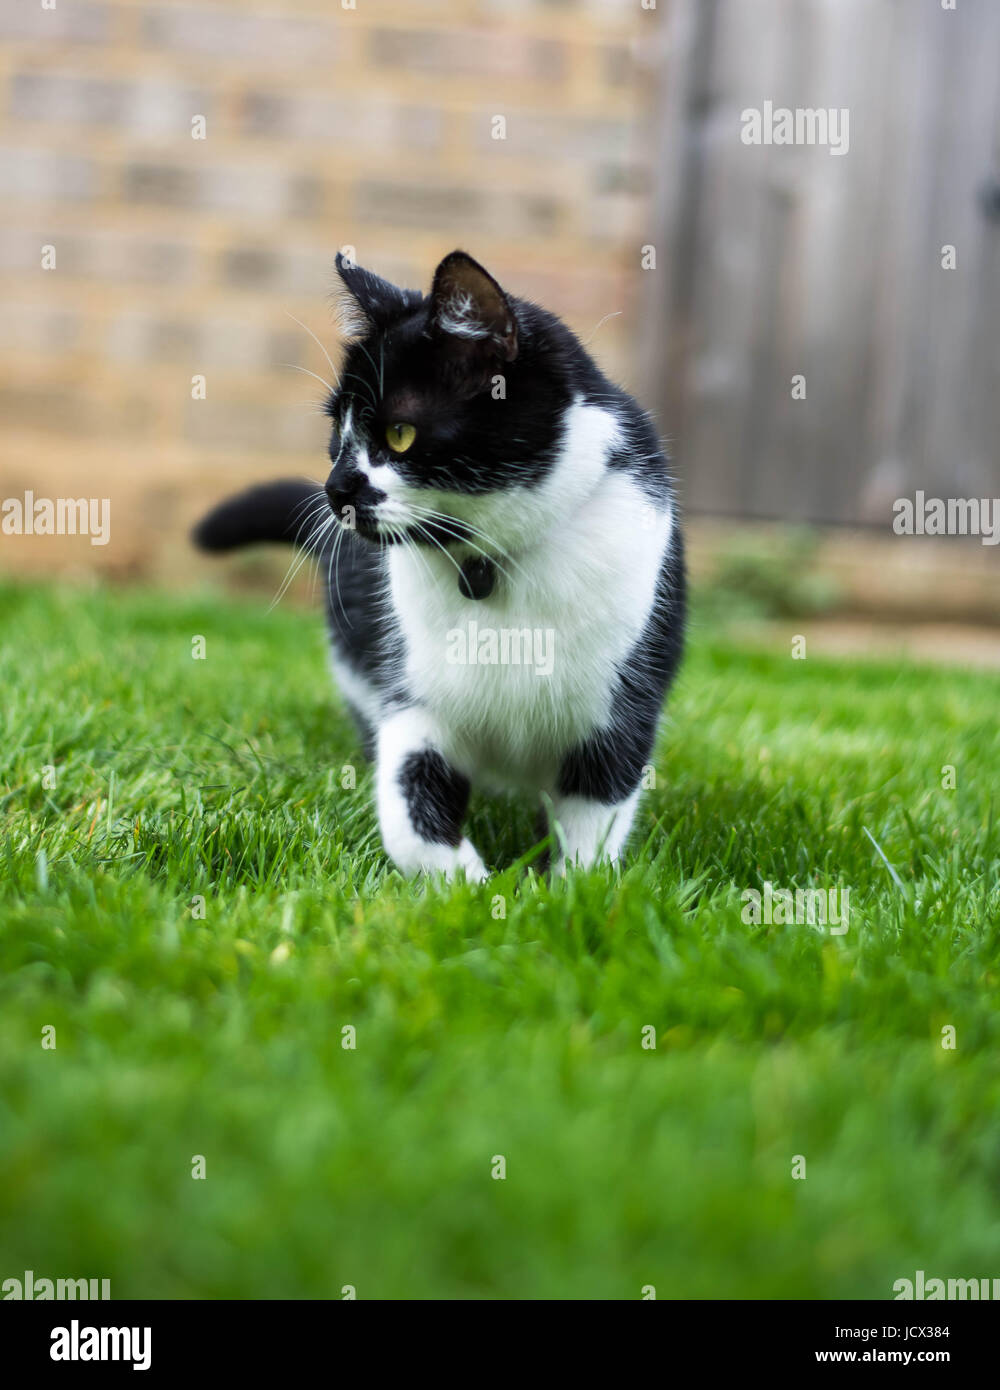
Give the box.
[0,577,997,1300]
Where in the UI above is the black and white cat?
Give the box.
[195,250,686,879]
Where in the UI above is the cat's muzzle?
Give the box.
[325,469,387,540]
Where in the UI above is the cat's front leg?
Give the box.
[375,707,488,881]
[547,789,642,871]
[548,726,650,870]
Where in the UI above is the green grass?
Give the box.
[1,578,998,1300]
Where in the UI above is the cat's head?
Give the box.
[323,250,577,552]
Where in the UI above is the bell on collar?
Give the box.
[458,555,496,601]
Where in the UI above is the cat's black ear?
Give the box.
[429,251,519,363]
[334,251,413,335]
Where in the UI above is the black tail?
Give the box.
[192,478,323,553]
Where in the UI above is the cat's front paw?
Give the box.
[453,839,489,883]
[389,837,489,883]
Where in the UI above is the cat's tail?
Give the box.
[192,478,325,552]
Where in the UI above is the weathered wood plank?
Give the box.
[648,0,1000,528]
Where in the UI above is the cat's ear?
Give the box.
[429,251,519,364]
[334,251,413,336]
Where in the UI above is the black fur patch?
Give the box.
[398,749,470,847]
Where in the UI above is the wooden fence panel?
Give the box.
[645,0,1000,526]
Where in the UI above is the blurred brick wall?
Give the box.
[0,0,661,581]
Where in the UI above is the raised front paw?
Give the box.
[376,709,487,882]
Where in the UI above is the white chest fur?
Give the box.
[385,404,673,790]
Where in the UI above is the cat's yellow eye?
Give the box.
[385,422,416,454]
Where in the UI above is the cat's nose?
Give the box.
[325,468,363,515]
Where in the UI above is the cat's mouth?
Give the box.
[338,507,474,550]
[343,510,387,544]
[334,508,409,545]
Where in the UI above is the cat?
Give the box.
[194,250,686,879]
